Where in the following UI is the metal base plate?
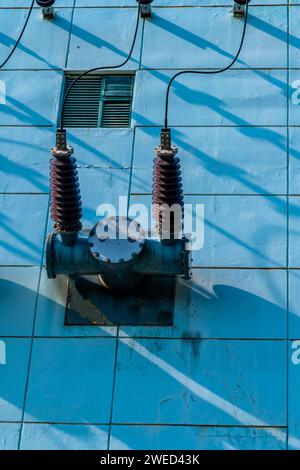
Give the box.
[65,275,175,326]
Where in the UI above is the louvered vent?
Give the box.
[101,76,133,128]
[62,74,134,128]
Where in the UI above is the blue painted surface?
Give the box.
[0,194,49,265]
[21,424,109,450]
[0,127,53,193]
[289,196,300,268]
[0,70,62,126]
[132,127,287,195]
[0,339,31,421]
[113,338,286,425]
[0,267,39,336]
[24,338,116,423]
[0,8,72,70]
[0,0,298,450]
[0,423,20,451]
[68,8,142,70]
[133,70,287,127]
[131,194,287,267]
[289,340,300,450]
[142,7,287,70]
[110,426,286,450]
[289,271,300,338]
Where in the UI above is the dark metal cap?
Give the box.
[136,0,153,4]
[36,0,55,6]
[234,0,251,4]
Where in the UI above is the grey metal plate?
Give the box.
[65,275,175,326]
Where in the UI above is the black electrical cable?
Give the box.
[59,0,142,130]
[164,1,249,129]
[0,0,35,70]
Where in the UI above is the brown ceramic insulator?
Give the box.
[50,156,82,233]
[152,153,184,239]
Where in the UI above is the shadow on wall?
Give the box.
[0,277,295,450]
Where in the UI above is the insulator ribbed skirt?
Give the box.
[152,154,184,239]
[50,156,82,233]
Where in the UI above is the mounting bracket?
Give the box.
[65,274,176,326]
[137,0,153,19]
[232,0,250,17]
[41,6,55,20]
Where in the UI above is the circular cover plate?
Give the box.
[88,216,145,264]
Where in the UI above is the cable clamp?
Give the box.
[42,6,55,20]
[233,2,246,17]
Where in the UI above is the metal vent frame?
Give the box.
[61,73,135,129]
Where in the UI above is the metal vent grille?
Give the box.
[62,74,134,128]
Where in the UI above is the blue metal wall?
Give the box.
[0,0,299,450]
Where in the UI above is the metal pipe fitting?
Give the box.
[46,216,191,286]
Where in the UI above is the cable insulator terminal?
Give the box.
[50,130,82,246]
[51,129,73,159]
[153,129,184,243]
[155,128,178,157]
